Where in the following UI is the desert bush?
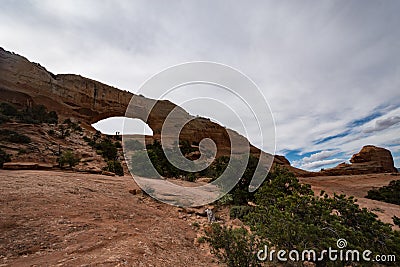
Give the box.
[0,102,18,116]
[218,193,234,206]
[57,125,71,138]
[130,150,160,178]
[58,150,80,168]
[230,205,253,220]
[94,139,118,160]
[0,102,58,124]
[0,114,10,124]
[17,148,27,155]
[63,119,82,132]
[19,105,58,124]
[0,148,11,168]
[366,180,400,205]
[47,129,55,136]
[203,168,400,266]
[103,160,124,176]
[124,139,144,151]
[0,129,31,143]
[393,216,400,227]
[114,141,122,148]
[204,223,262,267]
[242,167,400,266]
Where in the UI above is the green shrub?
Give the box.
[393,216,400,227]
[0,102,18,116]
[218,193,234,206]
[203,168,400,266]
[58,150,80,168]
[242,168,400,266]
[95,139,118,160]
[0,148,11,168]
[130,150,160,178]
[230,205,253,220]
[124,139,144,151]
[58,125,71,138]
[204,224,261,267]
[0,114,10,124]
[185,173,196,182]
[0,130,31,143]
[47,129,55,136]
[114,141,122,148]
[17,104,58,124]
[366,180,400,205]
[197,236,206,244]
[103,160,124,176]
[63,119,82,132]
[18,148,27,155]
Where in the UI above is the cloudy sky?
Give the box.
[1,0,399,170]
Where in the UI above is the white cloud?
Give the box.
[299,158,345,171]
[364,116,400,133]
[302,150,340,164]
[1,0,399,168]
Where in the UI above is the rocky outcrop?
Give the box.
[350,145,397,172]
[0,47,303,173]
[321,145,398,175]
[274,155,291,166]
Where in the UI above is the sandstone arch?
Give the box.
[0,47,302,174]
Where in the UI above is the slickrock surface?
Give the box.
[0,170,218,267]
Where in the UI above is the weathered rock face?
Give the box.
[0,47,301,173]
[350,145,397,173]
[0,47,238,157]
[0,47,132,124]
[321,145,398,175]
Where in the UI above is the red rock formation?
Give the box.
[0,47,304,174]
[350,145,397,173]
[320,145,398,175]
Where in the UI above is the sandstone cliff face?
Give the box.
[0,47,132,124]
[321,145,398,175]
[0,47,298,172]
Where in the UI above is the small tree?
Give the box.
[103,160,124,176]
[393,216,400,227]
[0,148,11,168]
[58,150,80,168]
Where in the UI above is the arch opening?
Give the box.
[91,117,153,136]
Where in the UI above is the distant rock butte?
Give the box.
[321,145,398,175]
[0,47,304,174]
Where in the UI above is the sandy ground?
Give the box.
[0,170,217,267]
[1,170,399,266]
[300,173,400,227]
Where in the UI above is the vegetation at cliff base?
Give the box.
[84,131,124,176]
[0,148,11,168]
[0,102,58,124]
[0,129,31,143]
[58,150,80,168]
[103,160,124,176]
